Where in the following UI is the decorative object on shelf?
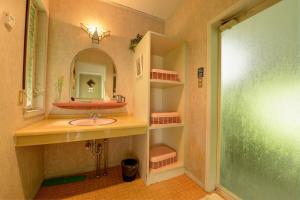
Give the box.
[80,23,110,44]
[55,76,64,102]
[114,95,126,103]
[150,145,177,169]
[150,69,180,82]
[129,34,143,52]
[135,54,143,78]
[151,112,181,125]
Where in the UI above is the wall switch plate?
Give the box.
[18,90,24,106]
[198,67,204,88]
[198,67,204,78]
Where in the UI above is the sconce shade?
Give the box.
[80,23,110,44]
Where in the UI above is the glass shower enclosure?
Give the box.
[219,0,300,199]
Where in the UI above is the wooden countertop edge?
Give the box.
[14,126,148,147]
[15,116,148,137]
[15,125,148,136]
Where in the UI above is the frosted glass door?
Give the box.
[220,0,300,199]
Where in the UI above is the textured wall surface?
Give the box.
[44,137,133,178]
[46,0,164,115]
[45,0,164,178]
[0,0,48,199]
[165,0,240,183]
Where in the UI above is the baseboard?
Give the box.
[45,163,121,179]
[146,167,185,185]
[30,178,44,200]
[216,185,241,200]
[201,193,225,200]
[184,169,205,188]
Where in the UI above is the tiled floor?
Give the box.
[35,166,207,200]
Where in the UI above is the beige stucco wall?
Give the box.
[46,0,164,115]
[44,137,133,178]
[165,0,241,184]
[45,0,164,178]
[166,0,270,187]
[0,0,49,199]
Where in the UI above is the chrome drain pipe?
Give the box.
[103,139,109,176]
[95,140,102,178]
[85,139,109,178]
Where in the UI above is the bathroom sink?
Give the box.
[69,118,117,126]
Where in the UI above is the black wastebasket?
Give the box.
[121,158,138,182]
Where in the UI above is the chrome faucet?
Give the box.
[90,112,101,119]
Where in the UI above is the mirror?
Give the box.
[70,48,117,100]
[23,0,49,117]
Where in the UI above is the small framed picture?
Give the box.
[136,54,143,78]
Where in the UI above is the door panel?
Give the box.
[220,1,300,199]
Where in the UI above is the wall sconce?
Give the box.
[80,23,110,44]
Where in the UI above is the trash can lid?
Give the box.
[122,158,138,166]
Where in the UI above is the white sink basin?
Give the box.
[69,118,117,126]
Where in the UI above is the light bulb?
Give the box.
[87,25,97,34]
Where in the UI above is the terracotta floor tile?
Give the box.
[35,166,207,200]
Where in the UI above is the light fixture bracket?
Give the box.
[80,23,110,44]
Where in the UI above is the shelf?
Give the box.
[132,31,186,185]
[150,32,182,56]
[52,101,126,110]
[150,123,184,130]
[150,79,184,88]
[149,161,184,175]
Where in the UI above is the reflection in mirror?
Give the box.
[70,48,117,100]
[23,0,48,117]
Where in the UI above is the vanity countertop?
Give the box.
[15,115,148,147]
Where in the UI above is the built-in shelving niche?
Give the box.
[149,128,184,174]
[148,32,186,184]
[132,31,186,185]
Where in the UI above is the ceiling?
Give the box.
[101,0,183,20]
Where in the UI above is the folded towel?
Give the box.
[151,69,178,75]
[150,145,176,162]
[151,112,180,118]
